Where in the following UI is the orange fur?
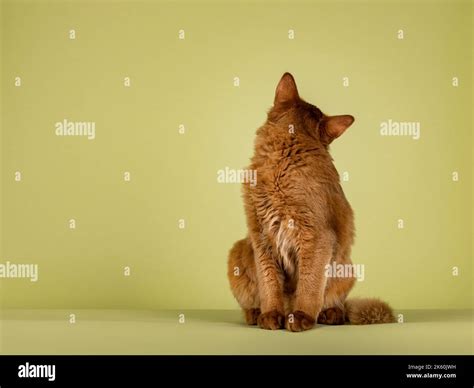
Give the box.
[345,298,396,325]
[227,73,395,331]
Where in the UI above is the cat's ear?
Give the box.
[323,115,354,139]
[274,72,299,106]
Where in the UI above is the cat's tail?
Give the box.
[344,297,396,324]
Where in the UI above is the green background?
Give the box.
[1,0,472,311]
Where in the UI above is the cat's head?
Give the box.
[267,72,354,147]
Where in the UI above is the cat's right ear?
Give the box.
[274,72,299,106]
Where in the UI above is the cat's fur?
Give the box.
[227,73,395,332]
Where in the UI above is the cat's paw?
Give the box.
[317,307,345,325]
[257,310,285,330]
[244,308,261,325]
[285,311,315,332]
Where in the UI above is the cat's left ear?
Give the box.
[323,115,355,139]
[274,72,299,106]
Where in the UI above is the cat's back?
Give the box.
[243,126,339,220]
[247,126,334,194]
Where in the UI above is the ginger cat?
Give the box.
[227,73,395,332]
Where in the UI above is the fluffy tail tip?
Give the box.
[345,297,396,325]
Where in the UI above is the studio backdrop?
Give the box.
[1,0,472,311]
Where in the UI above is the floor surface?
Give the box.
[0,309,472,355]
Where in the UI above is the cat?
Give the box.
[227,73,395,332]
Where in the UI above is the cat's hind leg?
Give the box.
[227,237,261,325]
[317,306,345,325]
[318,275,355,325]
